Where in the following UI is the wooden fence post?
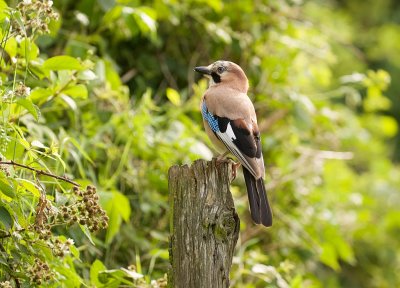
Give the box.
[168,159,240,288]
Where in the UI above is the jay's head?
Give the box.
[194,60,249,93]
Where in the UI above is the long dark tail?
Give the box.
[243,167,273,227]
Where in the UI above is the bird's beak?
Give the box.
[194,66,211,75]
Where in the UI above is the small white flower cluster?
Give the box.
[15,0,59,37]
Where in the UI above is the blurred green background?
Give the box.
[1,0,400,287]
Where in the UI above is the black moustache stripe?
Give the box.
[211,72,221,83]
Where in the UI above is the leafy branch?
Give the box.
[0,160,79,186]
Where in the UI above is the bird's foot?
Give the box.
[215,152,240,180]
[231,161,241,180]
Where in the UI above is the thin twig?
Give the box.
[258,109,288,132]
[0,160,79,186]
[157,53,178,89]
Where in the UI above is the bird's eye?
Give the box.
[217,66,225,74]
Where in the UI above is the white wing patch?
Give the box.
[216,130,257,177]
[225,123,236,140]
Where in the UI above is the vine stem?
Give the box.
[0,160,79,186]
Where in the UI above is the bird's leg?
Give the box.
[231,161,241,180]
[216,151,241,180]
[215,151,240,179]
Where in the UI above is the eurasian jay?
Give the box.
[194,60,272,227]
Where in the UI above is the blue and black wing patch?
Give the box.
[201,101,220,132]
[201,101,261,176]
[201,101,272,227]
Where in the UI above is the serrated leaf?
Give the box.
[16,98,40,121]
[43,56,83,71]
[166,88,181,106]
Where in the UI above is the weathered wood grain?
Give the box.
[168,159,240,288]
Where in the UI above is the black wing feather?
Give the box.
[216,116,230,133]
[214,117,259,159]
[206,110,273,226]
[230,119,258,158]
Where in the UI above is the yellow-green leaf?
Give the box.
[63,84,88,99]
[0,206,13,230]
[166,88,181,106]
[100,190,131,244]
[0,0,8,10]
[320,243,340,271]
[4,37,17,58]
[18,179,40,197]
[16,98,40,121]
[90,259,106,287]
[0,179,15,199]
[30,87,52,103]
[19,38,39,60]
[43,56,83,71]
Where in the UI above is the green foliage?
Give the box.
[0,0,399,287]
